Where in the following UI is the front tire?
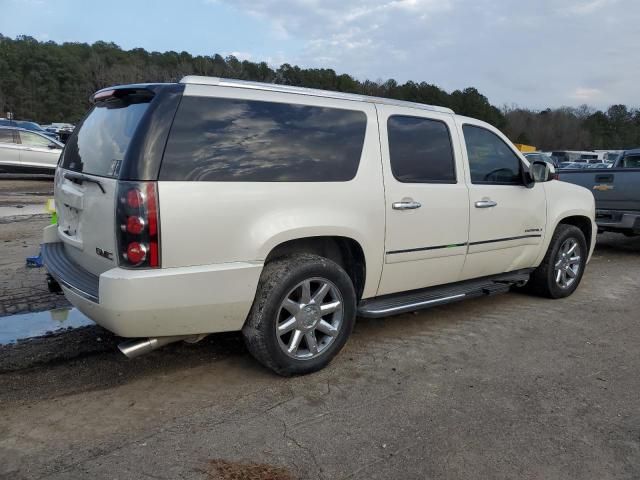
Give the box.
[526,224,588,298]
[242,254,356,376]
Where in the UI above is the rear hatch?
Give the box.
[55,89,154,276]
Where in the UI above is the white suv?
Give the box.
[43,76,596,375]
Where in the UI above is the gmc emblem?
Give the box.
[96,247,114,261]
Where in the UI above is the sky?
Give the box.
[2,0,639,109]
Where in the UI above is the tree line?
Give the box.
[1,34,638,150]
[503,105,640,151]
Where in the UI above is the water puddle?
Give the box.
[0,308,94,345]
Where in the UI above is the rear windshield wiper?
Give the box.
[63,171,106,194]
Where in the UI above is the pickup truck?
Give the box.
[558,149,640,236]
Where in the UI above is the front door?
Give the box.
[377,105,470,296]
[457,120,546,280]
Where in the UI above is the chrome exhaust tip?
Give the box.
[118,335,204,359]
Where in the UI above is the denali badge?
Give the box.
[96,247,114,261]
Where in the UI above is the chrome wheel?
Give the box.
[276,277,344,360]
[554,238,582,289]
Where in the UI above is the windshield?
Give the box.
[61,96,150,178]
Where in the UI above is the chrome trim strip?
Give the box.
[386,234,541,255]
[469,234,542,246]
[387,243,467,255]
[361,293,466,315]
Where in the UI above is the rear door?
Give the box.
[458,120,546,280]
[56,92,153,275]
[377,105,469,295]
[0,129,20,169]
[17,130,61,169]
[593,154,640,211]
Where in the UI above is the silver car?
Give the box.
[0,127,63,173]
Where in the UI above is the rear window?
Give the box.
[621,155,640,168]
[160,96,367,182]
[61,94,151,178]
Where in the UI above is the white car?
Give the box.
[0,127,63,173]
[42,77,596,375]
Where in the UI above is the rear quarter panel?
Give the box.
[158,85,385,299]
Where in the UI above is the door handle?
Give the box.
[475,199,497,208]
[595,174,613,183]
[392,201,422,210]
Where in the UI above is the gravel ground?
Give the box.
[0,179,70,317]
[0,231,638,480]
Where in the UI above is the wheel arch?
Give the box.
[536,213,596,267]
[557,215,593,249]
[264,235,367,301]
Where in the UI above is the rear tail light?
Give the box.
[116,181,160,268]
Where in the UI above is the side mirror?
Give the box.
[531,160,555,183]
[48,143,59,149]
[521,161,536,188]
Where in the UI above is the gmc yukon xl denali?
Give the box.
[43,77,596,375]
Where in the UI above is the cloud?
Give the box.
[572,88,602,101]
[215,0,640,107]
[227,51,253,61]
[561,0,619,15]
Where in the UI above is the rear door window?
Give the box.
[463,125,522,185]
[160,96,367,181]
[61,94,151,178]
[387,115,456,183]
[19,131,51,148]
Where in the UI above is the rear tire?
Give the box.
[526,224,587,299]
[242,254,356,376]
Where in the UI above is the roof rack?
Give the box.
[180,76,454,115]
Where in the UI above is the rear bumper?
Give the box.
[43,239,263,337]
[42,243,99,302]
[595,210,640,234]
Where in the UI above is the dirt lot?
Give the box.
[0,178,639,479]
[0,179,69,316]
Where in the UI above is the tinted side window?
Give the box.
[463,125,522,185]
[387,116,456,183]
[622,155,640,168]
[0,129,14,144]
[19,131,51,148]
[160,96,367,182]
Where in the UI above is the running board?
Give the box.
[357,269,532,318]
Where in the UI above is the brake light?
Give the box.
[126,242,147,264]
[125,216,145,235]
[93,89,116,101]
[126,188,144,208]
[116,181,160,268]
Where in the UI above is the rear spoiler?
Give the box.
[90,87,155,105]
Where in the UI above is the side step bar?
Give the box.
[357,269,532,318]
